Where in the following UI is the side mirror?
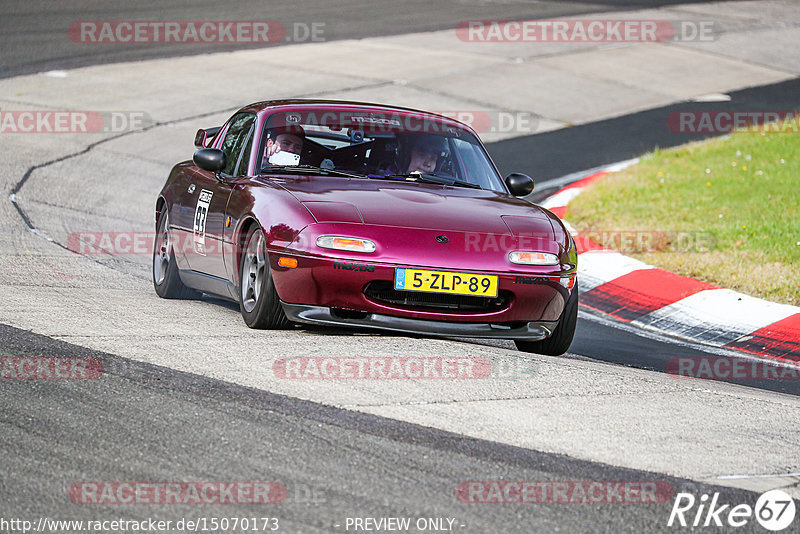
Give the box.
[505,173,534,196]
[193,149,226,174]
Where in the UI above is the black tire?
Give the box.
[239,225,290,329]
[153,208,195,299]
[515,285,578,356]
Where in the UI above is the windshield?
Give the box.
[258,108,506,192]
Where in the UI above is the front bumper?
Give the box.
[271,254,571,324]
[281,302,558,340]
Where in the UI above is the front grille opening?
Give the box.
[363,281,511,313]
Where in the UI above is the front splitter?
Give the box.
[281,302,556,340]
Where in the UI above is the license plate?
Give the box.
[394,268,498,298]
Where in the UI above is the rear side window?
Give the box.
[220,113,256,176]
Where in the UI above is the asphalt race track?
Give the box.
[1,0,721,78]
[0,322,764,533]
[2,1,799,533]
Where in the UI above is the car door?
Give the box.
[185,112,255,279]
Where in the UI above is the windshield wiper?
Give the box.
[384,172,481,189]
[260,165,368,180]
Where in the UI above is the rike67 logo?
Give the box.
[668,489,796,531]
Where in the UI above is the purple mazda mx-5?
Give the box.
[153,100,578,355]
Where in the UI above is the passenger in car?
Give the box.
[262,125,305,167]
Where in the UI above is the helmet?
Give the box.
[395,133,450,172]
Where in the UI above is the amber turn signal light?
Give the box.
[278,257,298,268]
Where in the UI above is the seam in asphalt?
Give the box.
[665,40,800,77]
[339,385,800,409]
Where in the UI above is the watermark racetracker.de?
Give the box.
[463,230,715,254]
[69,481,286,505]
[667,110,800,134]
[457,19,719,43]
[1,356,103,379]
[274,355,490,380]
[273,354,540,381]
[0,111,152,134]
[68,228,715,262]
[275,109,539,135]
[666,356,800,382]
[69,21,325,44]
[434,110,540,135]
[456,480,674,504]
[574,230,715,254]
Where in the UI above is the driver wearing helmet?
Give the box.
[390,133,449,174]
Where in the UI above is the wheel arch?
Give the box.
[233,215,262,289]
[155,196,167,230]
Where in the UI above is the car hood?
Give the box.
[272,176,555,238]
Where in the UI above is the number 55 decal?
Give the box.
[193,189,213,255]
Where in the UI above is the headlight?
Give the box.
[508,251,559,265]
[316,235,377,253]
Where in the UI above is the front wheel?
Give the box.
[239,226,290,329]
[515,285,578,356]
